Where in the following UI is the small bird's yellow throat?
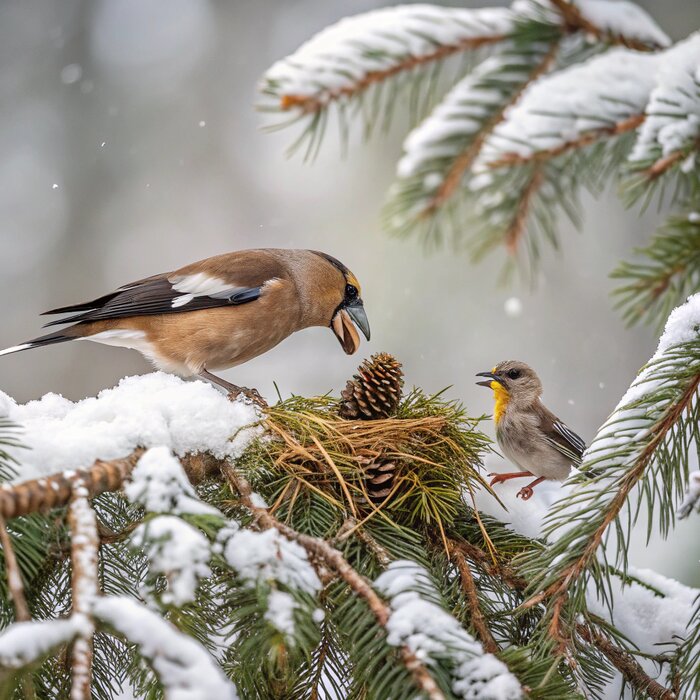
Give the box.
[490,380,510,424]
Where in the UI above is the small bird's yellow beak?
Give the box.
[476,371,504,388]
[331,300,370,355]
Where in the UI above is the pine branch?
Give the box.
[450,546,499,654]
[0,449,227,520]
[261,6,516,116]
[450,536,677,699]
[0,514,30,622]
[518,296,700,660]
[221,464,447,700]
[548,0,668,51]
[612,209,700,329]
[67,486,99,700]
[486,113,644,168]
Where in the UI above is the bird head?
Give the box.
[476,360,542,417]
[310,251,370,355]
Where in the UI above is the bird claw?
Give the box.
[227,387,268,409]
[488,473,508,487]
[516,486,534,501]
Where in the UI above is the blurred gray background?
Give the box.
[0,0,698,584]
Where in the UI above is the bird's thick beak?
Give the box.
[331,300,370,355]
[476,371,502,388]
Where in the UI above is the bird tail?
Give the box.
[0,330,77,357]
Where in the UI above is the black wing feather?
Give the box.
[42,277,263,327]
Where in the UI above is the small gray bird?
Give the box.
[476,360,586,500]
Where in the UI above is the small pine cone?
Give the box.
[338,352,404,420]
[357,454,398,504]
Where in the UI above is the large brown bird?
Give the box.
[476,360,586,500]
[0,249,370,401]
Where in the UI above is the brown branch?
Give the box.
[451,537,676,699]
[425,41,560,214]
[487,113,645,169]
[450,545,499,653]
[279,34,507,114]
[645,149,688,180]
[67,485,99,700]
[538,373,700,649]
[549,0,665,51]
[577,624,675,700]
[505,166,544,255]
[221,463,447,700]
[0,513,30,621]
[0,449,226,520]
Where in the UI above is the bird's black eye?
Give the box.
[345,284,358,300]
[507,369,521,380]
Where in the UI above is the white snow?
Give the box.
[630,32,700,162]
[571,0,669,48]
[396,47,549,181]
[481,47,660,162]
[503,297,522,318]
[375,561,522,700]
[223,527,321,595]
[264,590,297,639]
[262,5,515,105]
[0,617,89,667]
[132,515,212,606]
[678,471,700,518]
[125,446,221,516]
[0,372,262,482]
[94,596,238,700]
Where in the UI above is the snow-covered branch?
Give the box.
[521,293,700,649]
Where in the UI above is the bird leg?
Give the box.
[198,369,268,408]
[516,476,546,501]
[488,471,534,487]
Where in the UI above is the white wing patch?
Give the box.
[171,294,195,308]
[171,273,232,297]
[0,343,31,356]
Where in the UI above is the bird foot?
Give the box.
[488,473,508,487]
[227,386,268,409]
[516,486,534,501]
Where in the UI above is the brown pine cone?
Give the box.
[338,352,404,420]
[357,454,398,504]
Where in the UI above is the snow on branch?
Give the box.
[386,39,559,235]
[131,516,213,607]
[678,471,700,519]
[93,596,238,700]
[550,0,669,50]
[0,372,261,483]
[261,4,516,114]
[375,560,522,699]
[521,293,700,648]
[125,446,222,517]
[629,31,700,176]
[0,617,87,669]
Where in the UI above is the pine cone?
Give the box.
[357,454,398,504]
[338,353,404,420]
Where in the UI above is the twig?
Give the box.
[0,513,30,621]
[486,114,645,169]
[334,517,392,567]
[505,166,544,255]
[577,624,675,700]
[425,41,560,214]
[0,449,226,520]
[645,149,689,180]
[279,34,507,114]
[549,0,665,51]
[451,536,677,699]
[450,545,499,653]
[67,484,99,700]
[222,463,447,700]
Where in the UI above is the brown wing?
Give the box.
[535,402,586,466]
[41,250,287,327]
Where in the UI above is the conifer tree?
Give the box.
[0,1,699,698]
